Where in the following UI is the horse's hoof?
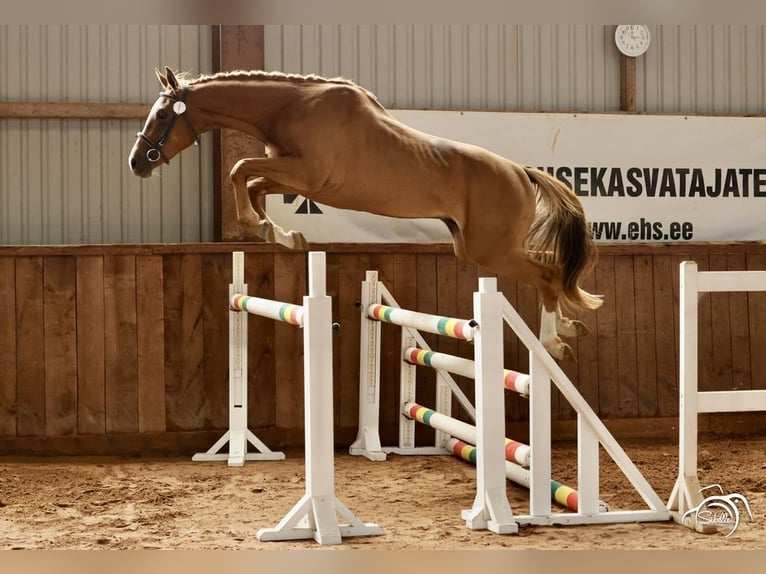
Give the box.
[287,231,309,251]
[557,318,590,338]
[544,340,575,362]
[227,221,263,242]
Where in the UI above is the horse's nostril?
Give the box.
[130,157,137,171]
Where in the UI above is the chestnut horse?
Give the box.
[129,67,602,359]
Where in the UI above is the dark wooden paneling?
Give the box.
[163,255,205,431]
[43,257,78,436]
[244,252,277,427]
[273,252,306,429]
[2,243,766,455]
[76,256,105,434]
[104,255,139,434]
[136,255,166,432]
[15,257,45,437]
[0,258,17,436]
[200,253,229,429]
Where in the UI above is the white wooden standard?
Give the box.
[193,251,285,466]
[460,278,517,534]
[667,261,766,531]
[256,252,383,545]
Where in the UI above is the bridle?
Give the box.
[136,85,200,164]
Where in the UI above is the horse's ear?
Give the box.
[165,66,180,90]
[155,67,169,89]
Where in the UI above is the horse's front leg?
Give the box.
[229,158,308,250]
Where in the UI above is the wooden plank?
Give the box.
[43,257,78,436]
[747,253,766,390]
[200,253,230,429]
[652,254,677,418]
[634,254,658,418]
[163,254,207,431]
[15,257,46,436]
[694,255,715,394]
[76,256,106,434]
[136,255,166,433]
[567,265,599,421]
[708,254,734,391]
[337,252,370,429]
[245,252,277,427]
[595,255,618,418]
[103,255,139,434]
[614,255,639,418]
[0,101,151,119]
[726,254,751,390]
[619,54,637,112]
[0,258,17,436]
[273,252,306,429]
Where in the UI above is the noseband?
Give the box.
[136,85,200,164]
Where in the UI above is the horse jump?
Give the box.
[199,251,382,545]
[668,261,766,531]
[351,269,669,530]
[192,251,286,467]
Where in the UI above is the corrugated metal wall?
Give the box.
[264,24,766,115]
[0,25,213,244]
[639,25,766,115]
[264,25,621,111]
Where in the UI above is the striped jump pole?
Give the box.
[404,402,530,467]
[230,294,304,326]
[367,304,478,341]
[403,347,530,397]
[445,438,608,514]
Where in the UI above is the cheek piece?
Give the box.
[135,85,200,164]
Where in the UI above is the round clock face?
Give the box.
[615,25,651,57]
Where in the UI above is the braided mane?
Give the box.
[181,69,358,87]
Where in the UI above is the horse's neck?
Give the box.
[190,78,295,141]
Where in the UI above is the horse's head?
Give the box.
[128,66,200,178]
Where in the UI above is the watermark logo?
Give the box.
[681,484,754,537]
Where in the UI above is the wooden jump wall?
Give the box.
[1,242,765,456]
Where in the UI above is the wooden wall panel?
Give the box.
[273,252,306,430]
[76,256,105,434]
[43,256,78,436]
[0,258,17,436]
[104,255,139,433]
[243,252,277,427]
[136,255,166,432]
[200,253,229,430]
[1,243,766,456]
[163,255,205,431]
[15,257,45,436]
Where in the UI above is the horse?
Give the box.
[129,67,602,360]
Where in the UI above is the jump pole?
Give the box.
[193,251,285,467]
[256,252,383,545]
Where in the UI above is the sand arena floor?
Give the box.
[0,437,764,550]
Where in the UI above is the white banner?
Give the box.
[266,111,766,243]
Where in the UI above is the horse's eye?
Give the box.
[157,110,169,120]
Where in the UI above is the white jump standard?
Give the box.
[193,251,285,466]
[668,261,766,531]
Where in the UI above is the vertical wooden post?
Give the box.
[619,53,637,112]
[212,25,266,241]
